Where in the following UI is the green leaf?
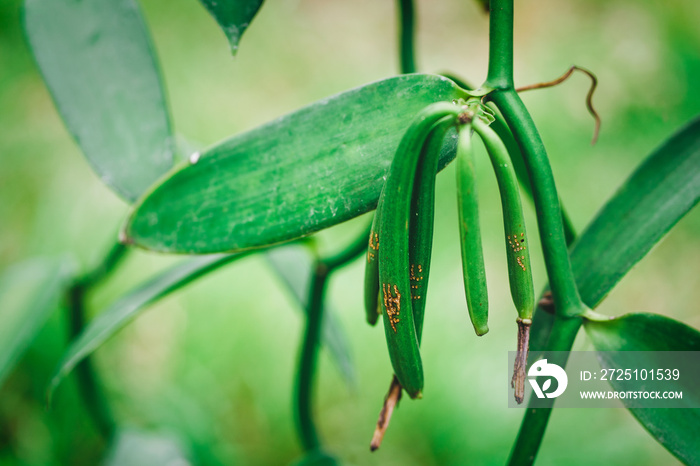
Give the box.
[23,0,174,202]
[585,313,700,352]
[103,428,191,466]
[530,116,700,352]
[124,74,465,254]
[0,256,76,388]
[198,0,264,54]
[584,313,700,465]
[266,246,356,387]
[49,244,354,395]
[571,116,700,308]
[49,253,245,396]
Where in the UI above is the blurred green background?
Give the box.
[1,0,699,464]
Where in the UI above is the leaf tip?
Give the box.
[228,39,240,56]
[118,228,133,246]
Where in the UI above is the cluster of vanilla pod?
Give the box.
[363,98,535,450]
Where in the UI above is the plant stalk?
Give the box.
[80,242,127,287]
[65,240,128,440]
[294,262,328,451]
[491,89,584,317]
[323,221,374,271]
[482,0,588,463]
[294,0,415,451]
[507,316,582,465]
[67,283,116,440]
[397,0,416,74]
[294,220,373,452]
[485,0,514,90]
[485,0,583,317]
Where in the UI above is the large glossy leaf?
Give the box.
[49,254,242,396]
[266,246,355,387]
[23,0,174,202]
[0,256,76,388]
[584,313,700,465]
[199,0,264,54]
[124,74,465,254]
[530,116,700,352]
[571,116,700,307]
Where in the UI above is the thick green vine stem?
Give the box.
[295,0,417,452]
[482,0,589,462]
[66,241,128,441]
[396,0,416,74]
[485,0,584,318]
[491,89,584,317]
[484,0,514,90]
[323,222,373,271]
[67,283,115,441]
[79,242,128,287]
[294,261,327,451]
[507,317,582,465]
[294,221,373,452]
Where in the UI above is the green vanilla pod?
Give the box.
[455,125,490,336]
[472,118,535,404]
[364,204,382,326]
[408,120,453,342]
[472,119,535,320]
[368,122,451,449]
[378,102,461,399]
